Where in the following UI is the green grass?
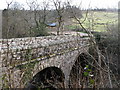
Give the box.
[66,25,79,30]
[80,11,118,32]
[65,11,118,33]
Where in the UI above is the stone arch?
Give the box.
[69,53,94,88]
[26,67,65,89]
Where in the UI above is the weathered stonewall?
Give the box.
[0,35,90,88]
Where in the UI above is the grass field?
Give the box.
[80,11,118,32]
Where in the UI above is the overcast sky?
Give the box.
[0,0,119,10]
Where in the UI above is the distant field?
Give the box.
[81,11,118,32]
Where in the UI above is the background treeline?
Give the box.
[2,1,82,39]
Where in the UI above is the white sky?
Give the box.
[0,0,119,10]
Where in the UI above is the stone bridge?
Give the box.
[0,34,91,89]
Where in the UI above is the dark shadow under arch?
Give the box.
[26,67,65,89]
[69,53,94,88]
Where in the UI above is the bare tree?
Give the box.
[9,1,24,10]
[26,0,49,36]
[52,0,65,35]
[6,0,13,9]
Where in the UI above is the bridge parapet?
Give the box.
[1,35,89,67]
[1,35,87,49]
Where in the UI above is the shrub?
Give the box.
[93,23,120,74]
